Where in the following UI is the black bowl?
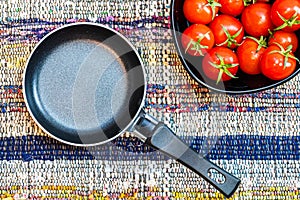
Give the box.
[171,0,300,94]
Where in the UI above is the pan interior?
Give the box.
[24,24,145,145]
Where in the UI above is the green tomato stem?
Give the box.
[246,36,267,52]
[209,54,238,84]
[217,26,243,48]
[269,43,300,68]
[184,31,211,56]
[243,0,255,6]
[206,0,222,21]
[274,11,300,31]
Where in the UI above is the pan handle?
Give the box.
[134,112,240,198]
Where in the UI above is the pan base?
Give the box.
[37,39,128,134]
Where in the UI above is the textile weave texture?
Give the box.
[0,0,300,199]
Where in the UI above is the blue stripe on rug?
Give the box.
[0,135,299,161]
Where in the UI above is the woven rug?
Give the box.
[1,0,300,199]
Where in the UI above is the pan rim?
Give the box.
[23,22,147,147]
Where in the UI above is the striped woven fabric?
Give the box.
[1,0,300,199]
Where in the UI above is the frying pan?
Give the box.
[23,22,240,197]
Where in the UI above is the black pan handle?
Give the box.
[134,112,240,198]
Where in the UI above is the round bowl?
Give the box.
[171,0,300,94]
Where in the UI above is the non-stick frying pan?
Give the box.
[23,22,240,197]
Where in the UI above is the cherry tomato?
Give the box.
[260,44,298,80]
[181,24,215,56]
[241,3,274,37]
[183,0,221,24]
[271,0,300,32]
[269,31,299,52]
[219,0,244,16]
[209,14,244,49]
[202,47,239,83]
[237,37,267,75]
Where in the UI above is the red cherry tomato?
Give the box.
[269,31,299,52]
[181,24,215,56]
[271,0,300,32]
[241,3,274,37]
[219,0,244,16]
[209,14,244,49]
[237,37,267,75]
[260,44,298,80]
[183,0,221,24]
[202,47,239,83]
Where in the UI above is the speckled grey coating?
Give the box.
[24,24,145,145]
[38,39,127,134]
